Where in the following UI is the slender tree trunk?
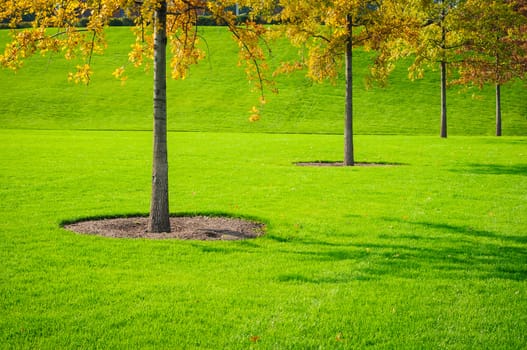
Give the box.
[440,3,447,139]
[440,60,447,138]
[496,83,502,136]
[344,15,354,166]
[148,0,170,233]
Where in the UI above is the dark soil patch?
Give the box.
[63,216,265,240]
[295,161,397,167]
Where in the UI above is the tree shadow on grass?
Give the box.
[380,217,527,244]
[275,219,527,284]
[266,234,356,247]
[277,271,376,283]
[294,160,406,167]
[450,163,527,176]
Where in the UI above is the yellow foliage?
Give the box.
[249,106,261,122]
[0,0,280,121]
[68,64,93,84]
[277,0,422,85]
[112,66,128,85]
[0,0,276,93]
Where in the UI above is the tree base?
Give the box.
[63,215,265,240]
[295,161,399,167]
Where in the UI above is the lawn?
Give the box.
[1,27,526,348]
[1,27,526,135]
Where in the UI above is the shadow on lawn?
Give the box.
[381,217,527,244]
[451,163,527,176]
[276,219,527,284]
[266,234,355,247]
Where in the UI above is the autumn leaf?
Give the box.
[249,106,260,122]
[112,66,127,84]
[68,64,92,85]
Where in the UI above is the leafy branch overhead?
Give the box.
[453,0,527,88]
[0,0,276,104]
[274,1,419,84]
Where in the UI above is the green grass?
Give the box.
[1,27,526,348]
[2,130,526,348]
[1,27,526,135]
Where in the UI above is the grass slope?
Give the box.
[0,27,526,348]
[0,27,526,135]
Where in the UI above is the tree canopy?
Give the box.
[0,0,275,92]
[453,0,527,88]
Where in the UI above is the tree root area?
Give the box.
[295,161,396,167]
[64,216,265,240]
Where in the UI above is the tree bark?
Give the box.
[440,2,447,139]
[344,15,354,166]
[148,0,171,233]
[496,83,502,136]
[440,60,447,138]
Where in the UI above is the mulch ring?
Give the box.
[63,216,265,240]
[295,161,397,167]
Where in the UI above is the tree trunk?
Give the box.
[148,0,170,233]
[440,60,447,138]
[496,83,502,136]
[440,3,447,139]
[344,15,354,166]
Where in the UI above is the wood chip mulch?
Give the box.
[63,216,265,240]
[295,162,395,167]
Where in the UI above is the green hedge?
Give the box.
[0,21,32,30]
[196,14,278,26]
[108,17,135,26]
[0,15,277,30]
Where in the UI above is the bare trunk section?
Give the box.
[495,53,502,137]
[344,15,354,166]
[496,83,502,136]
[440,3,447,139]
[440,60,447,138]
[148,0,170,233]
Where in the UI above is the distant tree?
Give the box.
[0,0,275,233]
[454,0,527,136]
[406,0,466,138]
[276,0,418,165]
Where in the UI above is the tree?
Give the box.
[276,0,417,165]
[406,0,466,138]
[453,0,527,136]
[150,0,170,232]
[0,0,275,233]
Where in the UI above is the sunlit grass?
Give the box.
[0,27,526,135]
[0,26,526,348]
[1,130,526,348]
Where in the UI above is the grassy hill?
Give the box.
[1,26,526,135]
